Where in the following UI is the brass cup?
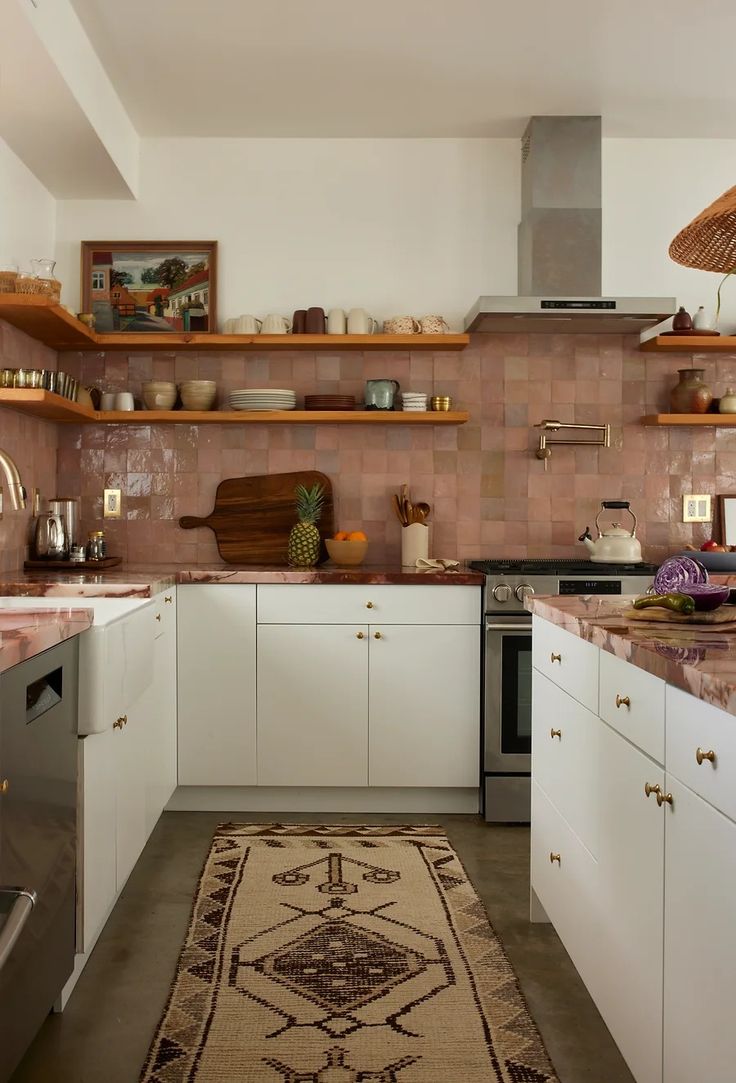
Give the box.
[430,396,452,412]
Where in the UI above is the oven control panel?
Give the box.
[559,579,623,595]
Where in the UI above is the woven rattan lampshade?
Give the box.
[669,184,736,273]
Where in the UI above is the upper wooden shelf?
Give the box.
[641,414,736,426]
[640,335,736,353]
[0,296,468,352]
[0,389,469,426]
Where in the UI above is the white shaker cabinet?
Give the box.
[177,585,257,785]
[114,699,148,890]
[144,589,177,833]
[78,727,117,954]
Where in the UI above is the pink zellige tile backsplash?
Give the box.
[4,322,736,566]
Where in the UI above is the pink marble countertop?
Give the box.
[0,608,93,673]
[0,563,482,594]
[527,594,736,717]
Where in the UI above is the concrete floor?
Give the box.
[12,812,635,1083]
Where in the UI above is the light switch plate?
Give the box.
[103,488,122,518]
[683,494,712,522]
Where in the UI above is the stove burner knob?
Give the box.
[492,583,512,603]
[515,583,535,602]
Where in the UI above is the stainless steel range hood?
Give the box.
[465,117,675,334]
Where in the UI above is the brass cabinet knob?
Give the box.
[113,714,128,730]
[549,852,561,865]
[615,694,631,709]
[657,791,674,807]
[696,747,716,766]
[644,782,661,798]
[164,595,173,604]
[550,728,562,739]
[356,631,365,640]
[155,613,161,622]
[0,778,8,795]
[366,601,374,609]
[550,652,562,664]
[374,631,382,640]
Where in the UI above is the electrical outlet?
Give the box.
[683,494,712,523]
[103,488,122,518]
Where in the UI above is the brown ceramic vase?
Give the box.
[670,368,713,414]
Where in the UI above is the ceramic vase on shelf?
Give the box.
[693,306,717,331]
[670,368,713,414]
[672,306,694,331]
[719,388,736,414]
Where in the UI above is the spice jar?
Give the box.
[87,530,107,560]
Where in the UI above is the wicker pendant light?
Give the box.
[669,184,736,272]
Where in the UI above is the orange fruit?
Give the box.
[348,531,367,541]
[334,531,349,541]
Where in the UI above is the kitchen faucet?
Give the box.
[0,449,27,510]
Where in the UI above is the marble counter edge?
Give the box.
[0,608,93,673]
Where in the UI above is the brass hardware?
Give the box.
[615,694,631,709]
[356,632,365,640]
[0,779,8,795]
[113,714,128,731]
[549,852,561,865]
[550,652,562,664]
[155,613,161,622]
[164,595,172,604]
[696,747,716,766]
[657,791,674,807]
[374,631,382,640]
[644,782,661,798]
[550,728,562,739]
[366,601,374,609]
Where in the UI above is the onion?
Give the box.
[653,556,708,594]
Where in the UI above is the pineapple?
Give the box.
[287,483,325,566]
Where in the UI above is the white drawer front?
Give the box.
[150,587,176,638]
[532,670,599,856]
[532,616,598,713]
[666,685,736,822]
[257,584,480,625]
[599,649,665,764]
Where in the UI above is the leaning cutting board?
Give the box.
[179,471,334,564]
[625,606,736,629]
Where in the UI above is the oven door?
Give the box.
[484,616,532,773]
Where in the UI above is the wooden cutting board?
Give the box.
[625,606,736,628]
[179,471,334,564]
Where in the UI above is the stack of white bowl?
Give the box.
[229,388,296,411]
[401,391,428,412]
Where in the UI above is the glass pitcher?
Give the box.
[30,258,56,279]
[365,379,400,410]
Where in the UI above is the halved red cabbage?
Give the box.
[653,556,708,595]
[676,583,730,610]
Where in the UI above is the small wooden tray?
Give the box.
[24,556,122,571]
[659,328,720,336]
[625,606,736,628]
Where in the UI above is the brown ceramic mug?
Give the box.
[305,307,326,333]
[292,309,306,334]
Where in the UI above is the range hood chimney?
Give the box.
[465,116,675,333]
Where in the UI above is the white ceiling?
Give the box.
[69,0,736,139]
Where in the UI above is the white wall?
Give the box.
[0,136,56,269]
[603,139,736,332]
[55,138,520,329]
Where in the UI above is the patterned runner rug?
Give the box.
[140,824,558,1082]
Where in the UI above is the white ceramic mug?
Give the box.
[100,392,117,411]
[347,308,377,334]
[327,308,347,334]
[234,314,262,334]
[383,316,421,334]
[261,314,292,334]
[419,315,449,334]
[114,392,135,411]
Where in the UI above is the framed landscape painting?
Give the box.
[81,241,217,333]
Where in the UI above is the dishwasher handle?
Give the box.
[0,887,36,972]
[485,622,532,632]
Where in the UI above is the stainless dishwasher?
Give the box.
[0,637,78,1082]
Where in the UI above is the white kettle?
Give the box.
[578,501,642,564]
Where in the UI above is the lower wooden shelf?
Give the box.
[642,414,736,426]
[0,390,468,425]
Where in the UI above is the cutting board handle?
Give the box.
[179,515,207,530]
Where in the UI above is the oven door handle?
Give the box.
[485,622,531,632]
[0,887,37,973]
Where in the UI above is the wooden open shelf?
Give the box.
[641,414,736,426]
[0,296,468,352]
[0,390,468,426]
[640,335,736,353]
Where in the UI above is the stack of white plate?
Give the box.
[401,392,428,411]
[229,388,297,411]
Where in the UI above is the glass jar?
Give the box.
[87,530,107,560]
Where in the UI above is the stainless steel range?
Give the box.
[468,557,658,823]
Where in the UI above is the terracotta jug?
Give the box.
[670,368,713,414]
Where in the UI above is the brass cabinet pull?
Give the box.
[113,714,128,730]
[644,782,661,798]
[164,595,173,603]
[155,613,161,622]
[549,852,561,865]
[374,631,382,640]
[356,631,365,640]
[696,747,716,766]
[657,791,674,807]
[550,652,561,664]
[366,601,374,609]
[0,779,8,795]
[615,694,631,709]
[550,728,562,739]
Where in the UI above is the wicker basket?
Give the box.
[669,184,736,273]
[0,271,18,294]
[14,274,49,296]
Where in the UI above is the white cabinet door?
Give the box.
[114,705,147,891]
[257,624,369,786]
[596,720,664,1083]
[368,625,479,787]
[664,778,736,1083]
[144,590,177,833]
[177,585,257,785]
[79,728,116,953]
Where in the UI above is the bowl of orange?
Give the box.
[325,531,369,566]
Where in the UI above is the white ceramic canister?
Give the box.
[401,522,429,567]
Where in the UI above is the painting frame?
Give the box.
[80,240,217,334]
[718,494,736,548]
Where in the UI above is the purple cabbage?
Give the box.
[653,556,708,595]
[676,583,730,611]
